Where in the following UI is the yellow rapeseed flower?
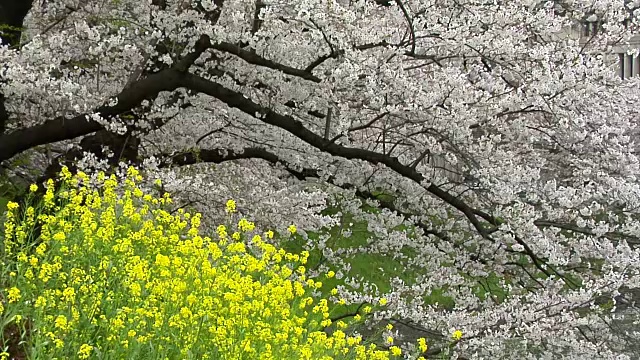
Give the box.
[0,166,398,360]
[54,315,69,331]
[225,199,236,213]
[418,337,428,352]
[77,344,93,359]
[238,218,255,232]
[59,165,72,180]
[6,201,18,211]
[7,287,21,303]
[390,346,401,356]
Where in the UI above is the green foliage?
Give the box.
[0,171,25,216]
[0,24,23,44]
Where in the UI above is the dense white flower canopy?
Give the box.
[2,0,640,357]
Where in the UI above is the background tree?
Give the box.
[2,0,640,357]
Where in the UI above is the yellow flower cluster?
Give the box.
[0,166,402,359]
[225,199,236,213]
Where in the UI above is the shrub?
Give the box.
[0,167,417,359]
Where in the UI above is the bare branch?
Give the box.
[534,219,640,245]
[347,112,390,132]
[212,42,322,82]
[395,0,416,54]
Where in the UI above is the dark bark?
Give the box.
[251,0,265,34]
[212,42,321,82]
[0,93,7,135]
[162,147,283,168]
[179,72,499,236]
[0,29,212,164]
[0,68,184,163]
[66,33,212,173]
[41,130,141,181]
[180,74,554,278]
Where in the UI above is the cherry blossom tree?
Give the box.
[2,0,640,357]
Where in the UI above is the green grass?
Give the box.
[0,169,26,216]
[279,210,459,311]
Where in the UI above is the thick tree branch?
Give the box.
[180,73,497,237]
[212,42,322,82]
[175,35,212,72]
[160,147,282,168]
[534,219,640,245]
[0,93,7,135]
[159,145,459,244]
[0,26,211,163]
[0,68,184,163]
[304,50,344,73]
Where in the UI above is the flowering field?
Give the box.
[0,167,443,359]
